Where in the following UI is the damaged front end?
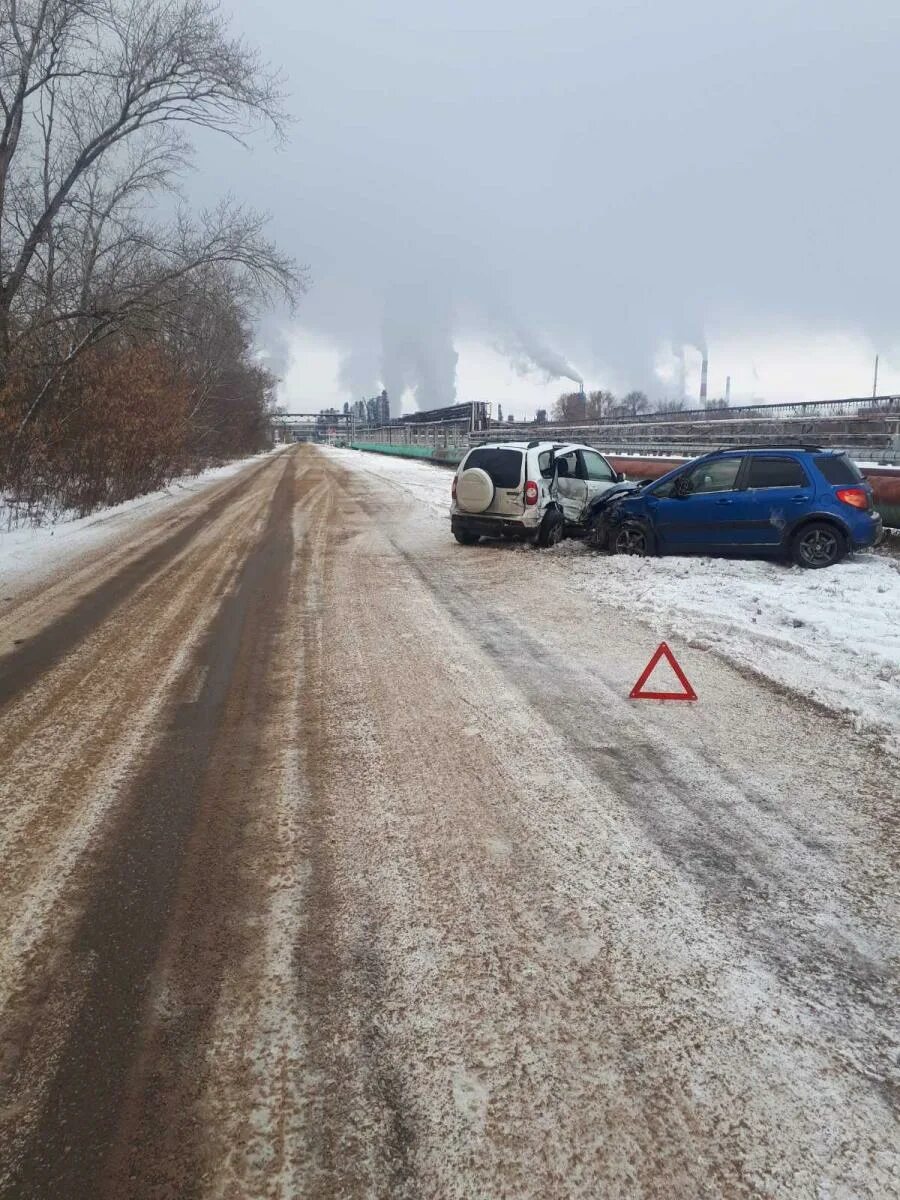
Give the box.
[586,480,645,549]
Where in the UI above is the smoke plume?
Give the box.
[497,327,583,388]
[381,282,458,410]
[223,0,900,412]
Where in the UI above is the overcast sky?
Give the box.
[193,0,900,415]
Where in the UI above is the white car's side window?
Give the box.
[537,450,554,479]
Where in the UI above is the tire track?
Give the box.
[96,461,330,1199]
[0,460,286,1121]
[0,454,297,1198]
[0,453,283,706]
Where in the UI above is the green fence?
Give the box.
[350,442,464,466]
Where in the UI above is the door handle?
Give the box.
[791,495,809,502]
[716,498,734,505]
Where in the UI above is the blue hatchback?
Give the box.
[588,446,883,568]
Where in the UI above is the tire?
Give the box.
[791,521,845,569]
[611,520,650,555]
[536,511,564,548]
[453,529,481,545]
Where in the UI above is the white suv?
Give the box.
[450,441,623,547]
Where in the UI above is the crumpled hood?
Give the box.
[593,480,643,508]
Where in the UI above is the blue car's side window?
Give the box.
[681,458,743,494]
[744,458,810,489]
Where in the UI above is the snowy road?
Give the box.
[0,445,897,1198]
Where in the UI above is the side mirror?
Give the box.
[615,471,626,483]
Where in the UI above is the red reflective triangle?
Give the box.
[629,641,697,701]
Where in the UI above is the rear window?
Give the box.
[745,457,809,488]
[464,448,523,488]
[814,454,863,485]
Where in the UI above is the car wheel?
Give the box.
[791,522,844,569]
[536,511,564,548]
[612,521,649,555]
[453,529,481,545]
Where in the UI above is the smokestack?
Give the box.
[700,356,709,403]
[725,375,731,404]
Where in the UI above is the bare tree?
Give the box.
[621,390,649,417]
[0,0,291,362]
[0,0,305,517]
[586,389,615,420]
[552,391,587,423]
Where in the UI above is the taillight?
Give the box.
[524,480,539,506]
[451,474,457,500]
[835,487,869,510]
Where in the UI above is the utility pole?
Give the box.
[873,354,879,400]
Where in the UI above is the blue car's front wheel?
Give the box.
[612,522,650,556]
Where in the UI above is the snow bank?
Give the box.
[323,445,453,515]
[0,448,284,591]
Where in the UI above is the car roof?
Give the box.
[468,441,594,453]
[468,441,530,450]
[699,444,827,459]
[470,441,554,450]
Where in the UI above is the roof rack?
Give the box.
[713,443,824,453]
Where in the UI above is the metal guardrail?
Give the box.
[471,413,900,464]
[347,415,900,465]
[624,394,900,422]
[290,396,900,464]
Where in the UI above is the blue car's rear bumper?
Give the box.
[851,511,883,548]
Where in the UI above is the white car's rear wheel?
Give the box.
[536,511,564,548]
[456,468,494,513]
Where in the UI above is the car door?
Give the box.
[727,456,814,545]
[552,449,589,522]
[648,455,745,549]
[580,449,619,517]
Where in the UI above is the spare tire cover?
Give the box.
[456,467,494,513]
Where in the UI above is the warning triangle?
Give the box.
[629,642,697,702]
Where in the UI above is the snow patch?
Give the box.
[552,543,900,755]
[451,1068,490,1127]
